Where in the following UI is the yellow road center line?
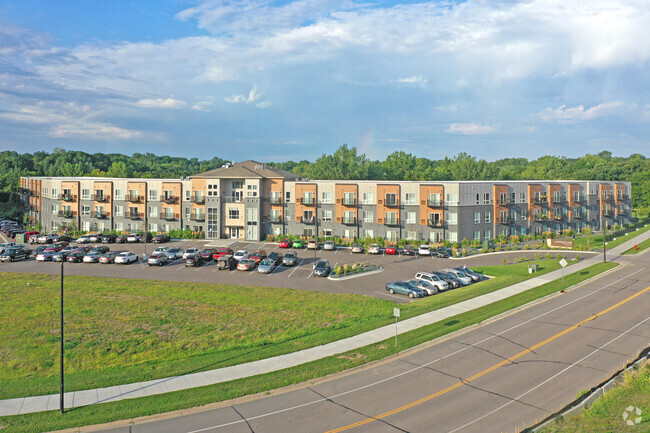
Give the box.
[324,285,650,433]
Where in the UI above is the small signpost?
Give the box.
[559,258,568,285]
[393,308,400,346]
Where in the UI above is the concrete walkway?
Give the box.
[1,229,648,416]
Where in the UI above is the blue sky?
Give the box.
[0,0,649,162]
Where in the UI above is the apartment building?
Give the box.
[20,160,632,243]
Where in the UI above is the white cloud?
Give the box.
[191,101,212,112]
[137,98,187,109]
[224,87,270,107]
[446,122,496,135]
[538,101,628,123]
[397,75,427,84]
[255,101,272,108]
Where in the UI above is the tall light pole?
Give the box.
[59,260,65,413]
[602,205,607,263]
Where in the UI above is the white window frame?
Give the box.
[484,212,491,223]
[321,209,332,222]
[363,210,374,223]
[362,192,374,204]
[474,212,480,224]
[148,190,158,201]
[114,189,123,200]
[81,189,90,200]
[404,193,416,205]
[447,212,457,225]
[321,191,332,204]
[406,211,416,224]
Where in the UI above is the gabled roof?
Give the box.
[191,160,300,180]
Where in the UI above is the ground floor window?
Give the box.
[446,231,458,242]
[473,231,480,240]
[386,230,397,241]
[303,228,313,237]
[520,227,527,235]
[284,227,291,235]
[82,221,90,231]
[272,227,282,235]
[115,222,123,232]
[51,221,58,231]
[406,230,417,240]
[429,232,441,243]
[149,223,158,232]
[343,229,351,239]
[321,228,332,237]
[363,229,373,239]
[484,230,491,240]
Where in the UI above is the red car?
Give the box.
[44,241,68,252]
[385,245,397,255]
[249,251,267,263]
[212,247,234,260]
[279,239,290,248]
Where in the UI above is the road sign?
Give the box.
[393,308,400,317]
[559,258,568,268]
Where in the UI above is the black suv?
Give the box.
[0,246,31,262]
[152,234,170,243]
[101,233,117,243]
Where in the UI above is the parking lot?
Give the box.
[0,238,585,303]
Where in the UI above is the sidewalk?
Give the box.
[1,230,648,416]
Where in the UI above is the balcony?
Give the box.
[62,194,77,202]
[58,210,74,218]
[618,194,630,201]
[601,195,613,202]
[573,213,584,219]
[127,195,141,204]
[92,194,108,202]
[300,197,315,206]
[427,218,443,227]
[301,216,315,224]
[269,196,282,205]
[426,200,443,208]
[163,213,178,221]
[342,198,357,207]
[270,215,283,223]
[496,199,511,206]
[191,213,205,222]
[127,212,143,220]
[574,194,586,203]
[384,199,399,208]
[384,217,400,226]
[190,196,205,204]
[162,196,177,205]
[553,214,565,220]
[533,197,547,205]
[498,217,515,225]
[93,212,108,219]
[533,214,548,222]
[342,216,356,225]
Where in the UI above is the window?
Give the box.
[447,212,457,225]
[115,222,123,231]
[385,211,398,225]
[149,223,158,232]
[185,189,191,200]
[270,209,281,222]
[406,231,417,240]
[246,189,258,197]
[429,193,441,206]
[343,192,355,205]
[270,191,282,204]
[232,181,243,189]
[321,209,332,222]
[285,208,291,223]
[404,193,416,205]
[285,191,291,202]
[343,210,355,224]
[446,231,458,242]
[386,231,397,241]
[302,192,315,205]
[128,189,139,201]
[484,212,491,223]
[80,188,90,200]
[484,230,491,240]
[475,193,480,205]
[554,191,561,203]
[184,207,190,219]
[520,209,527,219]
[42,187,48,197]
[384,193,397,206]
[500,192,508,205]
[483,193,491,204]
[82,221,90,231]
[511,192,516,203]
[51,204,60,215]
[114,205,123,217]
[228,207,240,219]
[406,211,416,224]
[148,190,158,201]
[363,210,374,223]
[363,229,373,238]
[321,228,332,237]
[428,212,441,225]
[321,191,332,204]
[302,210,314,223]
[51,188,59,199]
[343,229,351,239]
[474,212,480,224]
[114,189,123,200]
[149,206,158,218]
[445,193,458,206]
[247,184,257,190]
[82,205,90,216]
[473,231,480,240]
[362,192,374,204]
[520,192,526,203]
[500,210,508,222]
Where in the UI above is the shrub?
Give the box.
[512,245,519,250]
[502,259,508,265]
[488,248,494,253]
[545,253,553,259]
[574,254,580,260]
[480,248,487,254]
[535,253,541,259]
[524,245,531,250]
[556,254,563,260]
[514,257,522,263]
[334,265,342,276]
[495,246,502,252]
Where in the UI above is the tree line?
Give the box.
[1,145,648,211]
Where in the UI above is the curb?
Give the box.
[327,266,384,281]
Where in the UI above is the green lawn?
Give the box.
[539,361,649,433]
[0,258,577,400]
[622,238,650,255]
[571,223,650,251]
[0,261,617,433]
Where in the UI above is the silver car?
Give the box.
[164,248,184,260]
[183,248,200,259]
[148,253,169,266]
[282,251,298,266]
[323,240,335,251]
[257,258,277,274]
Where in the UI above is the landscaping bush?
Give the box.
[555,254,563,260]
[495,247,502,252]
[545,253,553,259]
[502,259,508,265]
[574,255,580,261]
[524,245,531,250]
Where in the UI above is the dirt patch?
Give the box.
[375,345,387,350]
[337,352,366,361]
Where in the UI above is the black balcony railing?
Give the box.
[92,194,108,202]
[496,198,511,206]
[534,214,548,221]
[127,212,142,219]
[58,210,74,218]
[384,199,399,208]
[163,213,178,221]
[342,216,356,225]
[269,197,282,205]
[601,195,613,202]
[553,214,564,220]
[300,197,315,206]
[270,215,283,223]
[384,217,399,226]
[127,195,141,203]
[342,198,356,206]
[62,194,77,202]
[191,213,205,221]
[533,197,547,205]
[427,200,442,208]
[427,218,443,227]
[93,212,107,219]
[301,216,315,224]
[574,195,586,203]
[498,217,515,225]
[573,213,584,219]
[163,196,177,204]
[618,194,630,201]
[190,196,205,204]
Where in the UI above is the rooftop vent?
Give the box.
[221,162,233,168]
[254,163,266,171]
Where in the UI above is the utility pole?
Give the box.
[602,207,607,263]
[60,260,64,414]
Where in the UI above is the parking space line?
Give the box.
[194,263,209,271]
[270,264,282,275]
[288,260,304,278]
[307,270,313,279]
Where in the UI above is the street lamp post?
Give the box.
[59,260,64,414]
[602,208,607,263]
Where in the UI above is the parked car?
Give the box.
[313,260,330,277]
[184,254,205,267]
[127,233,142,243]
[183,248,201,259]
[164,248,184,260]
[0,242,17,254]
[152,234,170,243]
[435,248,450,258]
[36,250,56,261]
[443,268,473,286]
[292,240,303,248]
[33,245,48,255]
[351,243,364,253]
[114,252,139,264]
[257,258,277,274]
[237,258,257,271]
[99,251,121,264]
[66,251,86,263]
[0,246,31,262]
[115,234,128,244]
[213,247,234,260]
[101,233,117,243]
[454,266,482,282]
[83,251,104,263]
[216,255,236,270]
[279,239,290,248]
[198,248,214,260]
[408,279,439,295]
[88,233,102,243]
[76,234,91,244]
[418,245,432,256]
[385,281,427,298]
[250,250,267,263]
[24,231,40,243]
[152,246,169,255]
[402,245,415,256]
[89,245,109,254]
[414,272,449,291]
[148,253,169,266]
[368,244,380,254]
[38,233,57,244]
[51,235,73,243]
[323,240,335,251]
[268,251,283,265]
[44,242,68,253]
[282,251,298,266]
[52,250,73,262]
[233,250,249,261]
[307,239,318,250]
[432,271,461,289]
[385,245,397,255]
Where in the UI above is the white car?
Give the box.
[368,243,380,254]
[164,248,184,260]
[233,250,250,261]
[153,246,169,255]
[127,233,142,243]
[443,268,473,286]
[414,272,449,291]
[76,235,91,244]
[0,242,16,254]
[418,245,432,256]
[83,252,102,263]
[114,252,139,264]
[38,233,57,244]
[323,240,335,251]
[183,248,201,259]
[36,251,55,262]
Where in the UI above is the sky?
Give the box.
[0,0,649,162]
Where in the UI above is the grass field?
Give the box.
[572,223,650,251]
[539,361,649,433]
[0,261,618,433]
[1,258,576,400]
[622,237,650,255]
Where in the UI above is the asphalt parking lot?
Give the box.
[0,238,585,303]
